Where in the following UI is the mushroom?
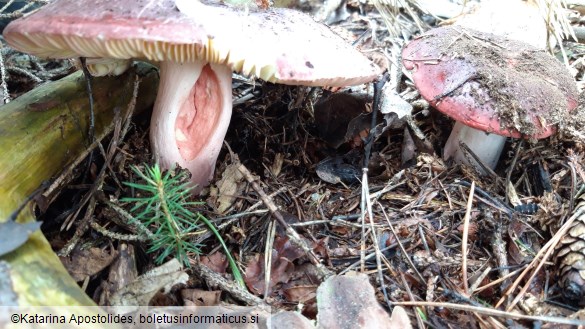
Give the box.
[402,26,578,171]
[4,0,379,192]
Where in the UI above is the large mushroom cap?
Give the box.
[4,0,380,87]
[402,26,578,138]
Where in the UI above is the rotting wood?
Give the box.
[0,62,158,306]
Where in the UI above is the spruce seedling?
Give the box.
[122,164,244,287]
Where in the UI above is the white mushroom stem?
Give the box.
[150,61,233,193]
[443,121,507,172]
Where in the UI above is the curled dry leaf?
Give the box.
[244,251,294,296]
[269,274,413,329]
[212,162,246,214]
[100,243,137,306]
[244,236,309,296]
[0,221,41,257]
[201,251,229,274]
[60,246,118,282]
[181,288,221,306]
[316,273,409,329]
[282,285,318,304]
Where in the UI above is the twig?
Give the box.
[79,57,95,146]
[263,219,276,299]
[8,66,42,82]
[459,141,500,180]
[102,197,154,239]
[193,189,285,245]
[191,261,269,309]
[505,140,524,205]
[237,162,333,280]
[452,180,514,216]
[89,221,149,242]
[360,170,390,307]
[0,0,44,19]
[338,241,407,275]
[461,181,475,296]
[59,74,141,256]
[369,169,405,200]
[393,301,585,326]
[489,211,511,294]
[473,267,524,294]
[380,205,425,284]
[496,206,585,310]
[0,44,9,104]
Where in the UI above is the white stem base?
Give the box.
[150,61,233,193]
[443,122,507,173]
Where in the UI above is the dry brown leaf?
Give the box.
[99,243,137,305]
[282,285,317,303]
[181,288,221,306]
[274,235,305,261]
[316,273,404,329]
[213,162,245,214]
[201,251,229,274]
[60,246,118,282]
[244,248,296,296]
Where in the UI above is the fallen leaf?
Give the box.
[401,127,416,166]
[268,273,414,329]
[213,163,245,214]
[181,288,221,306]
[270,153,285,177]
[244,251,294,296]
[227,225,246,245]
[316,273,398,329]
[201,251,229,274]
[379,87,411,125]
[274,236,305,262]
[311,237,330,261]
[389,306,413,329]
[269,311,315,329]
[282,285,317,303]
[99,243,137,305]
[0,221,41,257]
[60,246,118,282]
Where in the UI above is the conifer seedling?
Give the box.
[123,164,244,287]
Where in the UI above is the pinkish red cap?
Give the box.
[402,26,578,138]
[4,0,380,87]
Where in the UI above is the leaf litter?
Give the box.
[6,0,585,327]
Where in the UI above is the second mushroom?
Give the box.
[4,0,380,192]
[402,27,578,171]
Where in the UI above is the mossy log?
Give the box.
[0,63,158,306]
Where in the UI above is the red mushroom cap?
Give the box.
[402,26,578,138]
[4,0,380,87]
